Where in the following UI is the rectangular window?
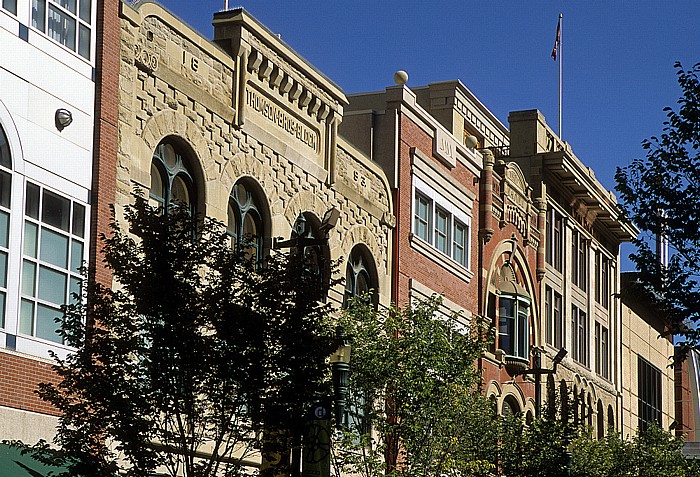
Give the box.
[0,169,10,328]
[414,192,431,243]
[546,205,563,271]
[572,305,588,366]
[2,0,17,14]
[453,220,468,267]
[638,356,662,431]
[595,324,609,379]
[31,0,91,59]
[545,286,563,349]
[413,182,471,270]
[596,252,610,309]
[434,206,450,255]
[20,183,86,344]
[572,230,588,291]
[499,296,530,359]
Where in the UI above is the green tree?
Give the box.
[24,193,336,477]
[615,62,700,357]
[333,296,499,477]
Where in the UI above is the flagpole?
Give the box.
[558,13,562,139]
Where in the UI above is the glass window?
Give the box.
[343,246,376,309]
[2,0,17,15]
[0,127,10,329]
[150,141,196,217]
[413,185,471,269]
[545,286,563,349]
[546,205,563,271]
[48,4,76,50]
[453,220,468,267]
[638,356,662,431]
[31,0,91,59]
[32,0,46,32]
[227,181,263,262]
[572,305,588,366]
[498,295,529,359]
[572,230,588,291]
[596,323,609,379]
[434,206,450,255]
[21,184,86,344]
[414,192,431,242]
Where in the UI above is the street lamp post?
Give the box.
[517,347,567,417]
[329,327,352,429]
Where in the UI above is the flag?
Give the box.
[551,15,561,60]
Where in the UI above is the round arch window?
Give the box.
[344,245,378,309]
[227,180,265,262]
[149,140,196,215]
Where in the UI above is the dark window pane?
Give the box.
[32,0,46,32]
[78,0,90,22]
[0,170,11,209]
[48,4,76,51]
[2,0,17,15]
[0,125,11,168]
[78,23,90,59]
[36,303,62,343]
[56,0,76,14]
[72,202,85,237]
[26,183,40,218]
[42,189,70,231]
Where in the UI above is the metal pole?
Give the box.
[558,13,563,139]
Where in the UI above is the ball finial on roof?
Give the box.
[393,70,408,86]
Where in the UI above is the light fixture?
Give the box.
[330,326,351,429]
[55,108,73,131]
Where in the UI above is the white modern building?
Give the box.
[0,0,97,444]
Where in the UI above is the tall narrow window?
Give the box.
[638,356,662,431]
[596,253,610,309]
[434,206,450,255]
[572,231,588,291]
[572,305,588,366]
[21,184,86,344]
[498,295,530,359]
[414,192,431,242]
[594,323,609,379]
[227,180,264,263]
[545,286,563,349]
[546,205,563,271]
[0,125,12,329]
[453,220,468,267]
[149,141,196,217]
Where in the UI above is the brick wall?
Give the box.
[0,352,59,416]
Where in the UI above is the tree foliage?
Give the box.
[28,193,336,477]
[615,61,700,356]
[333,297,499,477]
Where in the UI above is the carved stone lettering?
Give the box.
[246,87,319,152]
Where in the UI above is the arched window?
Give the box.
[502,395,521,417]
[597,400,605,439]
[227,180,264,262]
[343,245,378,309]
[496,264,530,360]
[607,404,615,430]
[149,141,195,215]
[0,124,11,329]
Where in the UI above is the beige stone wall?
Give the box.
[621,304,675,437]
[117,2,393,308]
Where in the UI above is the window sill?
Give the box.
[409,233,473,283]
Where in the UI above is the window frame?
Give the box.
[546,205,563,272]
[150,142,196,217]
[498,294,530,360]
[572,229,588,291]
[638,356,662,431]
[545,285,563,349]
[571,305,588,366]
[412,177,472,271]
[31,0,93,60]
[227,181,264,264]
[20,182,86,345]
[595,322,609,379]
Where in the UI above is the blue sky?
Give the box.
[153,0,700,270]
